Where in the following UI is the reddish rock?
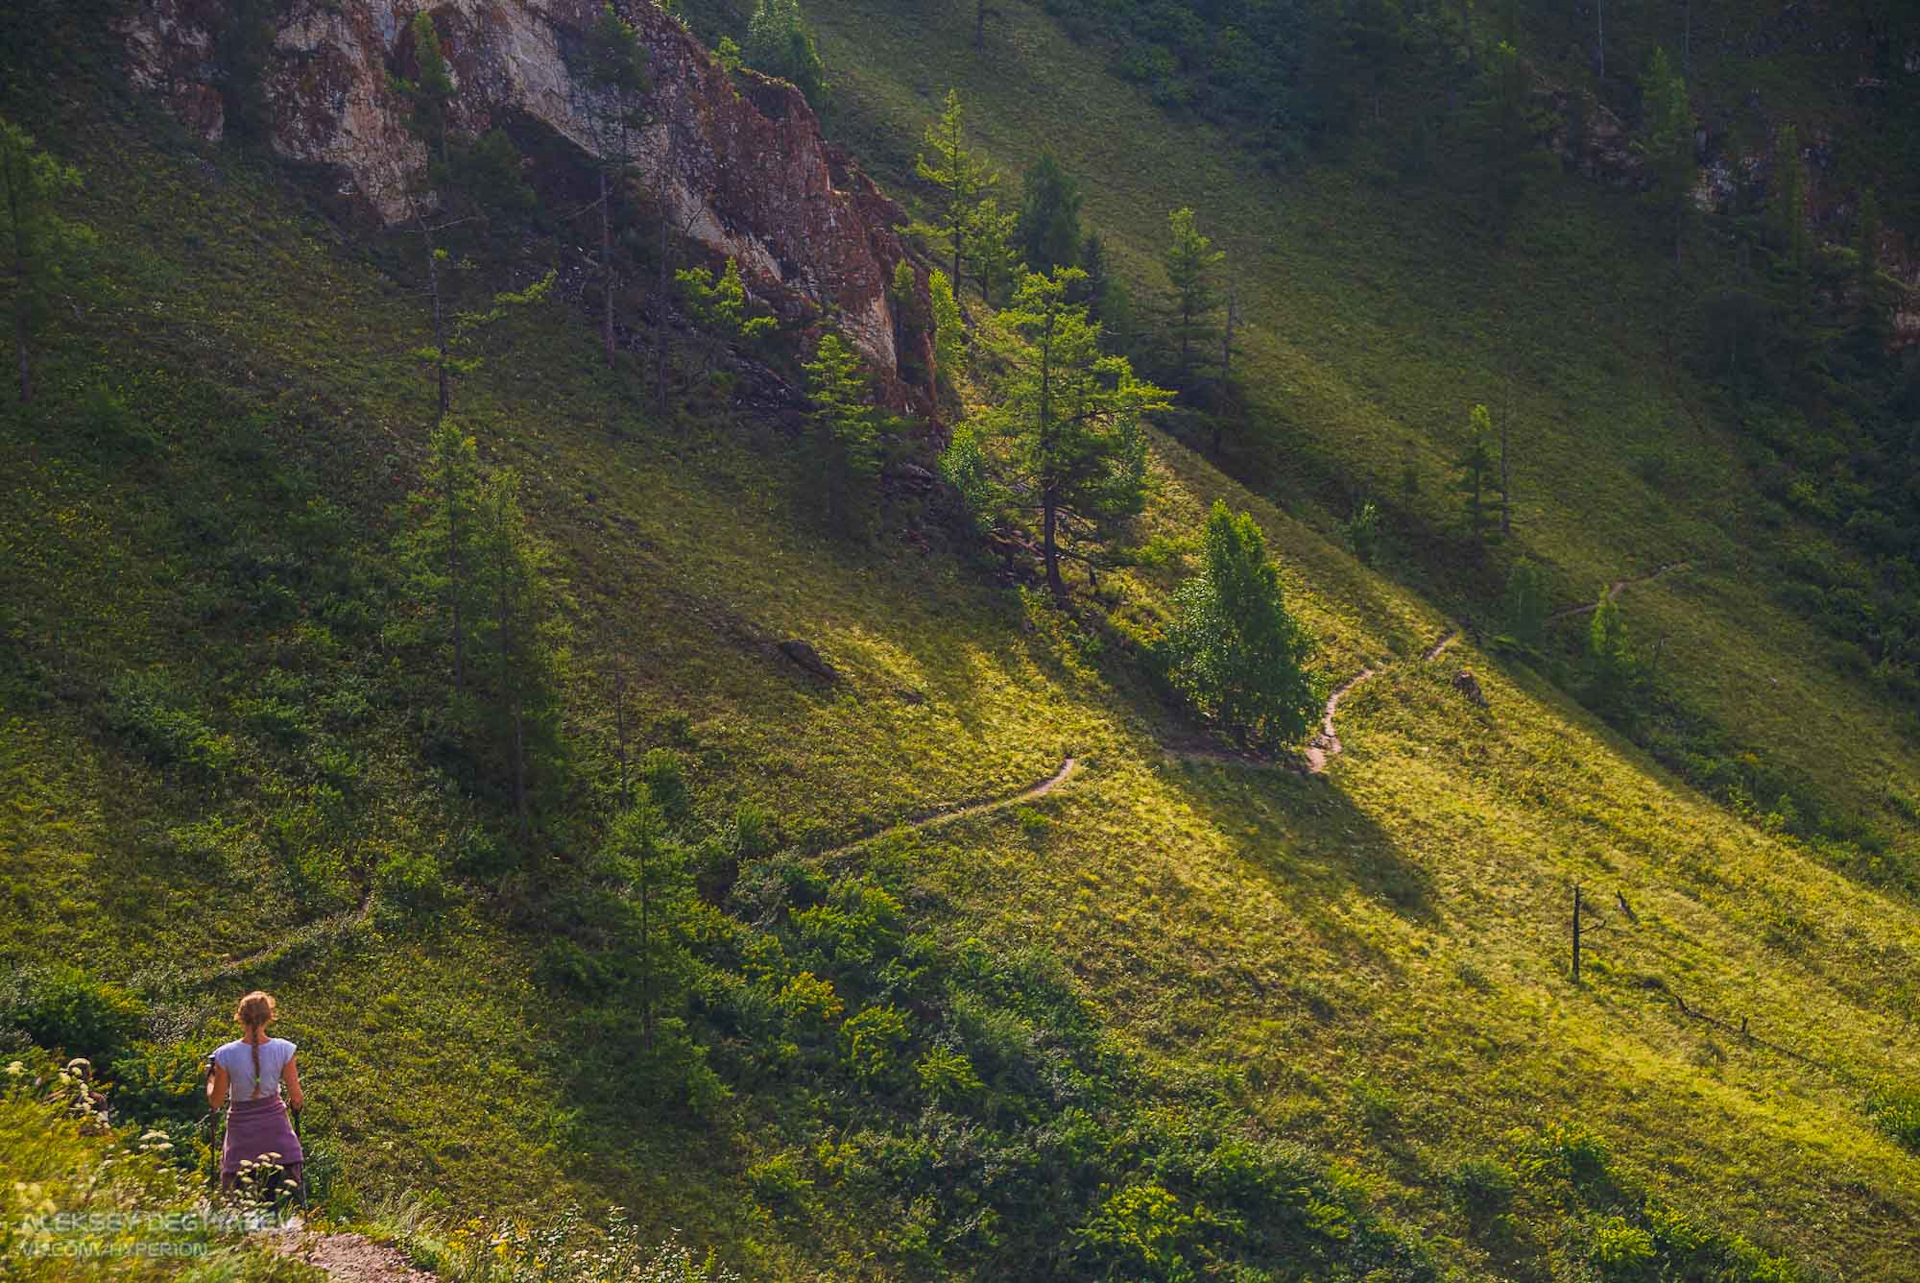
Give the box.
[119,0,936,415]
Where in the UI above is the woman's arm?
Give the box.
[206,1060,229,1111]
[284,1054,304,1113]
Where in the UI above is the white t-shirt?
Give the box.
[214,1037,296,1104]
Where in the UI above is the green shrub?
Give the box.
[838,1003,910,1084]
[1446,1155,1517,1221]
[1866,1084,1920,1153]
[374,848,446,912]
[106,670,237,775]
[0,963,146,1060]
[915,1045,982,1103]
[107,1040,205,1126]
[638,748,691,825]
[747,1150,813,1210]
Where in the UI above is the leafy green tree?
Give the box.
[965,268,1169,597]
[910,90,1000,298]
[596,799,695,1047]
[745,0,827,110]
[1475,41,1549,244]
[1,118,90,404]
[804,331,887,526]
[1163,501,1321,751]
[1079,232,1133,352]
[390,12,462,418]
[1016,152,1083,275]
[1338,0,1409,129]
[964,195,1020,306]
[1854,186,1891,361]
[399,418,487,695]
[1164,207,1223,381]
[1345,499,1382,567]
[411,271,557,420]
[676,257,775,376]
[929,267,966,390]
[580,3,651,370]
[470,465,562,846]
[1454,403,1496,545]
[1586,591,1637,712]
[1771,124,1810,275]
[1636,47,1693,263]
[1503,557,1550,648]
[398,424,560,845]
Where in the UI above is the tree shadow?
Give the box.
[1153,753,1440,943]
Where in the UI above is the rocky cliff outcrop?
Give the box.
[120,0,935,411]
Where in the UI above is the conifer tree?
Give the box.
[911,90,999,297]
[1503,558,1549,648]
[1163,501,1321,750]
[676,257,775,377]
[390,12,462,419]
[961,267,1169,597]
[1853,187,1890,361]
[0,117,90,404]
[1587,591,1636,712]
[1164,207,1223,382]
[1475,41,1549,244]
[1637,47,1694,264]
[1772,124,1810,274]
[471,465,560,846]
[580,3,651,371]
[1455,403,1496,545]
[745,0,827,109]
[929,268,966,391]
[1016,153,1083,275]
[411,271,557,420]
[804,331,886,526]
[595,798,694,1047]
[400,418,486,695]
[965,195,1020,307]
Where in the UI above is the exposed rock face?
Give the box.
[119,0,935,411]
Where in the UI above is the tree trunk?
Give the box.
[1597,0,1605,81]
[600,167,615,370]
[655,210,669,420]
[1571,882,1583,983]
[1042,495,1065,599]
[513,698,528,845]
[614,666,630,805]
[1499,394,1512,537]
[13,171,30,404]
[424,219,449,419]
[640,862,655,1048]
[445,454,464,694]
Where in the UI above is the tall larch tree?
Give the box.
[961,267,1169,597]
[1637,47,1694,264]
[0,118,89,404]
[580,3,651,371]
[1163,207,1223,382]
[912,90,1000,299]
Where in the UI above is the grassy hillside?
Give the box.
[1,3,1919,1280]
[785,0,1920,881]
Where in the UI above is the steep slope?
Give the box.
[791,0,1920,887]
[2,3,1920,1280]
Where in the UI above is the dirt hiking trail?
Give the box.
[815,757,1081,860]
[1548,562,1691,622]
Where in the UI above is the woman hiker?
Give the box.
[206,990,305,1195]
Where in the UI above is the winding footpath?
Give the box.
[197,893,374,987]
[815,757,1081,860]
[1547,562,1691,623]
[1182,559,1688,778]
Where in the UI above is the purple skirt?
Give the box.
[221,1096,304,1179]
